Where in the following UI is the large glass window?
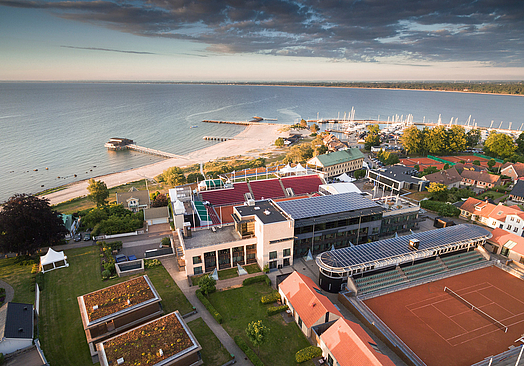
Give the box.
[283,248,291,257]
[232,246,244,266]
[269,260,277,269]
[204,251,217,272]
[269,251,277,260]
[218,249,231,270]
[193,266,203,275]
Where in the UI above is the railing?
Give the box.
[344,292,426,366]
[470,344,524,366]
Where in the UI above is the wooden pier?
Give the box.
[202,120,274,126]
[203,136,233,141]
[105,138,187,159]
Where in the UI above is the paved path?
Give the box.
[160,258,253,366]
[0,279,15,306]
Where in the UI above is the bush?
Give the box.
[31,264,39,274]
[243,275,270,286]
[161,237,171,247]
[261,291,281,304]
[144,259,162,268]
[104,262,116,275]
[420,200,460,217]
[0,353,4,365]
[195,290,223,324]
[267,305,288,316]
[234,336,264,366]
[295,346,322,363]
[102,269,111,280]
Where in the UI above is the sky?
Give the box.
[0,0,523,82]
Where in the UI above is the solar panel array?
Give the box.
[318,224,491,270]
[276,192,381,220]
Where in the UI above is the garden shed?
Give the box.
[40,248,69,273]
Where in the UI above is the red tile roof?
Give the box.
[460,170,501,185]
[489,228,524,256]
[487,204,524,222]
[502,162,524,178]
[321,318,395,366]
[422,167,462,185]
[279,272,342,328]
[459,197,497,216]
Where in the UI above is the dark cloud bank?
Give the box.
[2,0,523,65]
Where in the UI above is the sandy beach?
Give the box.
[43,123,287,205]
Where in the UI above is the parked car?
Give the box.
[84,233,91,241]
[74,233,82,242]
[115,254,128,263]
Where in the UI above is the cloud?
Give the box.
[2,0,523,66]
[60,45,157,54]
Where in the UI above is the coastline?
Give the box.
[43,123,287,205]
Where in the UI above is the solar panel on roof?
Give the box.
[276,192,381,220]
[317,224,491,270]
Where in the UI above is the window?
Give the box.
[327,354,334,366]
[508,225,512,230]
[298,316,303,328]
[269,251,277,260]
[515,227,519,233]
[269,260,277,269]
[511,217,515,221]
[283,258,290,267]
[194,266,203,275]
[193,256,202,265]
[283,248,291,257]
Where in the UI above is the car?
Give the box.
[115,254,128,263]
[84,233,91,241]
[74,233,82,242]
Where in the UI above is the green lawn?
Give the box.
[208,282,313,366]
[0,257,37,304]
[243,263,261,274]
[218,267,238,280]
[38,246,191,366]
[188,317,232,366]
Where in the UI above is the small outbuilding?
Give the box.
[40,248,69,273]
[0,302,34,355]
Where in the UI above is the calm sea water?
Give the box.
[1,82,523,202]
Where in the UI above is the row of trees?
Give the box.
[400,125,480,155]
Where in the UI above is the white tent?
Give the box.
[295,163,307,175]
[337,173,355,182]
[40,248,69,273]
[279,164,295,174]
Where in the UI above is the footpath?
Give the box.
[161,258,257,366]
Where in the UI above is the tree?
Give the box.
[187,172,205,183]
[0,194,67,255]
[419,166,439,177]
[414,164,420,171]
[198,274,216,296]
[364,133,380,150]
[448,125,467,153]
[400,125,424,154]
[427,182,449,202]
[245,320,269,354]
[472,160,481,166]
[274,137,285,147]
[300,119,307,128]
[488,159,496,170]
[310,124,319,133]
[484,131,516,159]
[157,166,186,187]
[466,129,481,148]
[516,132,524,154]
[87,179,109,207]
[151,193,168,207]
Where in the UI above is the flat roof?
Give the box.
[182,225,243,250]
[316,224,491,273]
[370,166,422,184]
[0,302,33,340]
[234,200,289,224]
[276,192,382,220]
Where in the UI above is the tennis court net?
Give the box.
[444,286,508,333]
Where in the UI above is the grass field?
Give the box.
[0,257,37,304]
[188,317,232,366]
[37,246,190,366]
[208,282,314,366]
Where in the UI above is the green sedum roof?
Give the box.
[314,148,364,167]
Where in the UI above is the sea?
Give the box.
[1,82,523,203]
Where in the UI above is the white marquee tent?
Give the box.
[40,248,69,273]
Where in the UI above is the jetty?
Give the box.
[203,120,275,126]
[203,136,233,141]
[105,138,187,159]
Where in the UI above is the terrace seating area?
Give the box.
[250,178,286,200]
[354,268,407,294]
[441,250,485,270]
[200,182,251,206]
[355,250,488,295]
[281,175,324,196]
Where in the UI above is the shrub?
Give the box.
[144,259,162,268]
[261,291,281,304]
[295,346,322,363]
[420,200,460,217]
[265,276,271,286]
[31,264,39,274]
[0,353,4,365]
[195,290,223,324]
[102,270,111,280]
[234,336,264,366]
[161,237,171,247]
[267,305,288,316]
[104,262,116,275]
[198,275,216,296]
[243,275,270,286]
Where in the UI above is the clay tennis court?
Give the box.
[400,158,445,170]
[364,266,524,366]
[442,155,502,168]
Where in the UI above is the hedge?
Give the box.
[195,289,223,324]
[234,336,264,366]
[260,291,281,304]
[243,275,271,286]
[295,346,322,363]
[267,305,288,316]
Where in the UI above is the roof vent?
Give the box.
[409,239,420,250]
[254,206,260,210]
[127,299,131,305]
[264,210,271,215]
[93,305,98,311]
[23,306,28,311]
[158,349,164,357]
[18,328,24,332]
[117,357,125,365]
